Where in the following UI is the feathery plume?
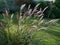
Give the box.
[36,11,41,15]
[30,25,37,30]
[28,4,31,10]
[20,4,26,11]
[34,3,40,9]
[38,19,45,25]
[31,3,40,15]
[42,6,48,13]
[31,10,38,16]
[28,9,32,15]
[5,10,9,18]
[39,27,47,30]
[45,19,59,25]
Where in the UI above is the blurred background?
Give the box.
[0,0,60,18]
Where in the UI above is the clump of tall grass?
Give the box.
[0,4,59,45]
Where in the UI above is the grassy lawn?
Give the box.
[0,14,60,45]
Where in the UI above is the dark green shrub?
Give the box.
[38,1,60,18]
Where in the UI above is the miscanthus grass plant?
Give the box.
[0,4,59,45]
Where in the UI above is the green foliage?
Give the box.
[55,0,60,8]
[0,0,6,12]
[51,0,60,18]
[0,14,60,45]
[38,1,60,18]
[51,7,60,18]
[49,0,60,18]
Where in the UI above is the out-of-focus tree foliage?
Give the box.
[15,0,33,11]
[0,0,16,13]
[55,0,60,8]
[51,0,60,18]
[0,0,33,13]
[38,0,60,18]
[0,0,60,18]
[0,0,6,12]
[16,0,32,5]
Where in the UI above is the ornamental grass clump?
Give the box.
[0,4,48,45]
[0,4,59,45]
